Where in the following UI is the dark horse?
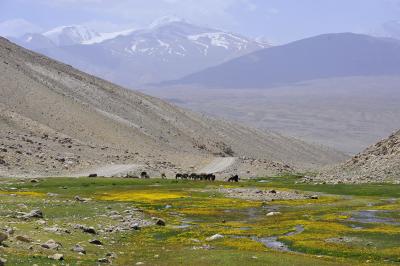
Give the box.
[176,173,215,181]
[140,171,150,179]
[227,175,239,182]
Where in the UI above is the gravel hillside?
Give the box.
[0,37,346,178]
[314,130,400,183]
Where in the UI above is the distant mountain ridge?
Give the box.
[164,33,400,89]
[11,17,270,87]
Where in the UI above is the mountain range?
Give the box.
[166,33,400,89]
[10,17,269,87]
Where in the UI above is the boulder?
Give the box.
[98,258,111,263]
[71,244,86,254]
[206,234,224,241]
[48,254,64,261]
[22,209,43,219]
[82,226,96,235]
[0,232,8,244]
[266,212,282,217]
[89,239,103,245]
[41,239,61,250]
[154,218,166,226]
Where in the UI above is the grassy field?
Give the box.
[0,176,399,265]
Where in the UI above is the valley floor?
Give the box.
[0,176,399,265]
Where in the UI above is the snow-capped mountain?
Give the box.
[105,19,268,60]
[43,25,102,46]
[12,18,270,87]
[11,33,56,50]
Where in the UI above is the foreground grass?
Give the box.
[0,176,399,265]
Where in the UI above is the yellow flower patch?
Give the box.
[180,208,220,216]
[98,190,188,202]
[0,191,46,197]
[222,238,266,251]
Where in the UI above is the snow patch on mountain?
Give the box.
[82,29,137,45]
[43,25,101,46]
[149,16,185,29]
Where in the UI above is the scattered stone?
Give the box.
[16,235,32,243]
[136,262,145,265]
[82,226,96,235]
[30,179,39,183]
[44,226,70,234]
[48,253,64,261]
[106,252,117,259]
[154,218,165,226]
[21,209,43,219]
[89,239,103,245]
[206,234,224,241]
[98,258,111,263]
[5,227,14,235]
[71,244,86,254]
[74,195,85,202]
[89,174,98,178]
[0,232,8,244]
[310,195,319,200]
[130,223,140,230]
[36,220,47,225]
[266,212,282,217]
[41,239,61,250]
[0,257,6,266]
[110,215,123,220]
[218,187,306,201]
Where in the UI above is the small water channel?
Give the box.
[252,225,305,252]
[348,210,400,225]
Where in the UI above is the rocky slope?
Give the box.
[314,130,400,183]
[0,37,346,178]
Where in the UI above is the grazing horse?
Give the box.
[140,171,150,179]
[228,175,239,182]
[176,173,216,182]
[208,174,216,181]
[175,173,188,180]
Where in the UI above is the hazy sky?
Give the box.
[0,0,399,43]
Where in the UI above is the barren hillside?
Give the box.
[315,130,400,183]
[0,37,346,178]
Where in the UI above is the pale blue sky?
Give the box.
[0,0,399,43]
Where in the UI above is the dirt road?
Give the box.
[199,157,237,174]
[73,164,141,177]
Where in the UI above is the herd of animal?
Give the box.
[175,173,216,181]
[89,172,240,182]
[175,173,240,182]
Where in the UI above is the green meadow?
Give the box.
[0,176,399,265]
